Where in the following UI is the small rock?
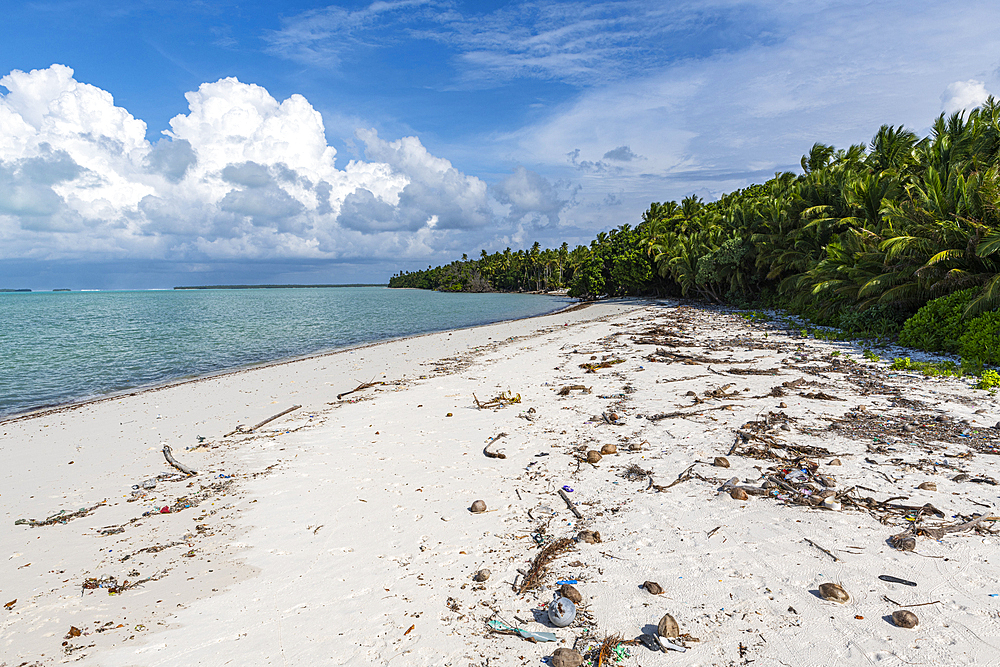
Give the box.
[600,443,617,455]
[586,450,603,464]
[551,648,584,667]
[657,613,680,637]
[714,456,730,468]
[470,500,487,513]
[892,609,919,629]
[472,569,490,582]
[643,581,664,595]
[577,530,602,544]
[828,458,842,466]
[559,583,582,603]
[818,582,850,603]
[730,487,749,501]
[917,481,937,491]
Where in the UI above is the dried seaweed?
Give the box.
[15,500,106,527]
[473,391,521,409]
[516,537,574,595]
[558,384,592,396]
[580,358,625,373]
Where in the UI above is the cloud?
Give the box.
[0,64,506,264]
[941,80,992,115]
[602,145,638,161]
[491,166,567,226]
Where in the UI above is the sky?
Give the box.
[1,0,998,289]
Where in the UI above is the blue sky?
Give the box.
[1,0,998,289]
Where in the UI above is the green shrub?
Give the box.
[959,311,1000,367]
[891,357,962,377]
[976,369,1000,391]
[898,288,978,354]
[862,349,880,362]
[836,303,906,338]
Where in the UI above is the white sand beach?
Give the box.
[3,300,1000,666]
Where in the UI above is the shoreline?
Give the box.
[3,301,999,666]
[0,294,586,425]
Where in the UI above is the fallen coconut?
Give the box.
[472,569,490,582]
[577,530,602,544]
[600,443,617,455]
[818,583,850,603]
[730,487,749,501]
[559,583,582,604]
[586,450,603,464]
[892,609,919,629]
[714,456,730,468]
[470,500,487,513]
[550,648,584,667]
[657,613,680,638]
[643,581,664,595]
[917,481,937,491]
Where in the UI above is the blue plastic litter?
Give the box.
[556,580,577,585]
[562,486,573,492]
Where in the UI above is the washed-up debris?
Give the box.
[646,404,737,421]
[558,488,583,518]
[473,569,490,582]
[713,456,730,468]
[548,593,577,627]
[4,599,15,609]
[879,575,916,586]
[658,613,680,638]
[577,530,601,544]
[516,537,574,595]
[559,583,582,603]
[804,538,839,562]
[643,581,663,595]
[600,443,617,455]
[487,617,557,643]
[550,647,584,667]
[484,433,507,459]
[82,570,166,596]
[558,385,591,396]
[337,380,381,400]
[470,500,487,513]
[586,450,603,464]
[800,391,843,401]
[225,404,301,436]
[16,500,106,527]
[619,463,651,481]
[892,610,919,628]
[162,445,197,476]
[580,358,625,373]
[819,583,850,603]
[473,391,521,409]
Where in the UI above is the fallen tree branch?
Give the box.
[647,404,737,421]
[337,380,379,400]
[558,489,583,519]
[162,445,198,476]
[484,433,508,459]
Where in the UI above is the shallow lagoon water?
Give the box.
[0,287,569,419]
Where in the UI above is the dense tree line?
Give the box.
[390,100,1000,364]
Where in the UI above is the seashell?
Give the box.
[822,497,841,510]
[643,581,664,595]
[551,647,584,667]
[917,481,937,491]
[470,500,487,513]
[547,595,577,627]
[657,613,680,638]
[779,402,787,408]
[891,609,919,629]
[559,583,582,604]
[730,487,749,501]
[600,443,617,455]
[577,530,602,544]
[828,458,842,466]
[818,583,850,603]
[472,569,490,582]
[714,456,730,468]
[586,450,603,464]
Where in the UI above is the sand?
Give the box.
[2,300,1000,666]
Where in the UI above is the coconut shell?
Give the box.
[714,456,730,468]
[472,569,490,582]
[643,581,664,595]
[657,613,680,638]
[470,500,487,513]
[892,609,919,629]
[818,583,850,603]
[917,481,937,491]
[551,648,584,667]
[586,450,603,464]
[890,533,916,551]
[730,487,749,500]
[559,583,582,604]
[828,458,842,466]
[577,530,601,544]
[600,443,617,455]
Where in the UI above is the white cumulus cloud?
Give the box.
[941,80,991,115]
[0,64,554,265]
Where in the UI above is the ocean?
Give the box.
[0,287,571,419]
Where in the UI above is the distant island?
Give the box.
[174,284,386,290]
[53,288,71,292]
[0,288,31,292]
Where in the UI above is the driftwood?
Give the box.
[647,404,736,421]
[162,445,198,476]
[225,405,302,436]
[557,385,591,396]
[337,381,379,400]
[558,489,583,519]
[803,537,840,562]
[484,433,508,459]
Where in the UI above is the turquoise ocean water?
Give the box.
[0,287,570,419]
